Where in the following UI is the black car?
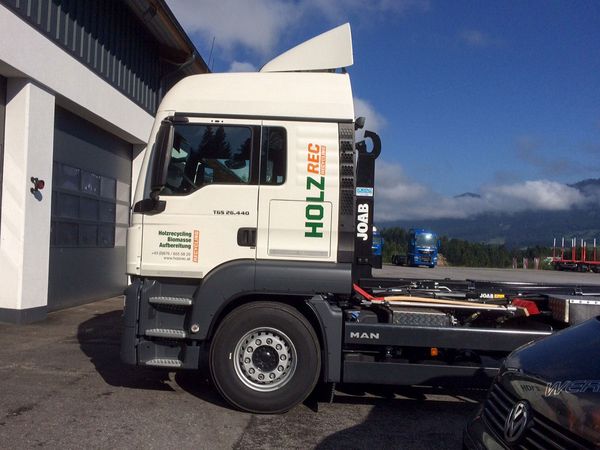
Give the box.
[464,316,600,449]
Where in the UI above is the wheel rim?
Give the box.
[233,327,297,392]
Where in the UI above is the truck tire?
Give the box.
[209,301,321,413]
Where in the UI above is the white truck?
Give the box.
[121,24,600,413]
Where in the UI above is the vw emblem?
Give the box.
[504,400,531,443]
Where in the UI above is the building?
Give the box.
[0,0,208,323]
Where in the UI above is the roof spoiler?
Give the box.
[260,23,353,73]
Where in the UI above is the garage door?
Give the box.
[48,107,132,310]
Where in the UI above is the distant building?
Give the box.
[0,0,208,323]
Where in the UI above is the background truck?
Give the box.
[371,226,383,269]
[121,24,600,414]
[391,228,439,268]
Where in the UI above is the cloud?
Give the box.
[304,0,430,21]
[516,135,600,175]
[459,29,502,48]
[166,0,300,57]
[353,97,387,133]
[374,160,591,221]
[228,61,258,72]
[483,181,587,211]
[166,0,430,59]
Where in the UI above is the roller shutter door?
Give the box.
[48,107,132,310]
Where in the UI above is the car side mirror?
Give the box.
[225,159,247,170]
[355,116,366,130]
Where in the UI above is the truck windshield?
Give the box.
[415,233,436,247]
[163,124,253,195]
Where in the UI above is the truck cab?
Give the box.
[122,24,376,413]
[408,228,439,268]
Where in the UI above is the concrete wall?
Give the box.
[0,75,5,211]
[0,80,54,322]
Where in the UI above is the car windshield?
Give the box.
[415,233,436,247]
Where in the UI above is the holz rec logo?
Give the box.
[305,143,327,238]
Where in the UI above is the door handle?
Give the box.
[237,228,257,247]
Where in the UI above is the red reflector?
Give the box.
[511,299,540,315]
[36,179,45,190]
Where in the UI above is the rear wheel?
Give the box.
[209,302,321,413]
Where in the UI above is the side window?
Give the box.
[163,124,254,195]
[260,127,286,185]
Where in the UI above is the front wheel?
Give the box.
[209,302,321,413]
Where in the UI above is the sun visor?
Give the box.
[260,23,353,73]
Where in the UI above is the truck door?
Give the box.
[139,118,261,278]
[256,121,339,262]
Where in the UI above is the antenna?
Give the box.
[208,36,216,72]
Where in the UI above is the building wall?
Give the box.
[0,4,158,323]
[0,3,153,145]
[0,79,55,323]
[0,75,5,215]
[1,0,162,114]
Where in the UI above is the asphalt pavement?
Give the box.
[0,297,484,449]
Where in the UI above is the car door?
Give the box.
[140,118,261,278]
[256,120,340,262]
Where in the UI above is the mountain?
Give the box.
[381,179,600,248]
[569,178,600,197]
[454,192,481,199]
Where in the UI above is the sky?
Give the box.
[165,0,600,221]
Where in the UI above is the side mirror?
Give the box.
[150,119,175,200]
[225,159,247,170]
[355,116,366,130]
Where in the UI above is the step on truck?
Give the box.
[121,24,600,413]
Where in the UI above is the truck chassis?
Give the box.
[121,270,600,412]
